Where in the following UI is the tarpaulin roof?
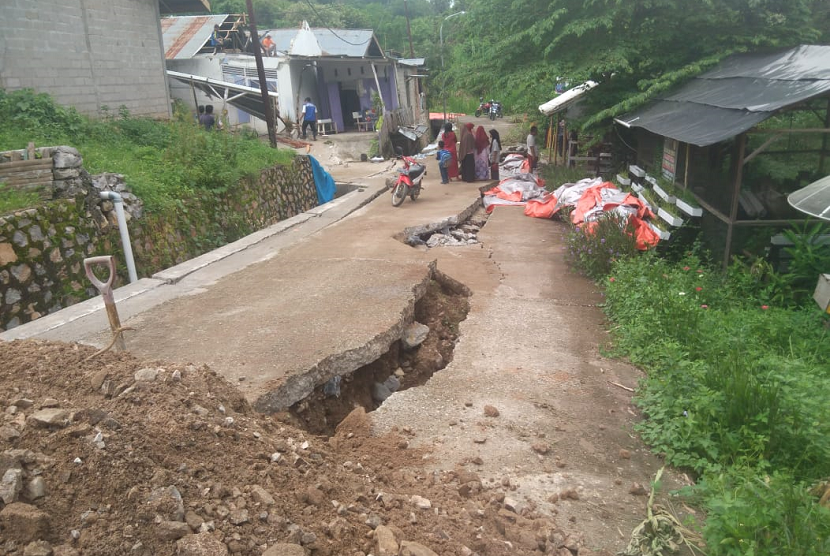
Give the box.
[539,81,598,116]
[615,45,830,147]
[789,174,830,221]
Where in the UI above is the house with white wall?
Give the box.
[163,17,425,134]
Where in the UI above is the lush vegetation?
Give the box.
[566,212,830,554]
[218,1,829,130]
[0,89,292,212]
[0,182,42,214]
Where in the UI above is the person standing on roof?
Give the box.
[300,97,317,141]
[261,34,276,57]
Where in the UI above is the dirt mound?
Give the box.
[0,340,589,556]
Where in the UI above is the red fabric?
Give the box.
[443,130,459,178]
[483,186,522,203]
[629,216,661,250]
[524,195,558,219]
[571,182,617,224]
[474,126,489,154]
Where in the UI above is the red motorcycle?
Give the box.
[390,147,426,207]
[475,97,491,118]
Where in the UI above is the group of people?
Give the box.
[436,123,502,184]
[197,105,219,131]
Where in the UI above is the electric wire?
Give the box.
[302,0,373,46]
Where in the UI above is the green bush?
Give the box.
[0,182,42,215]
[696,471,830,556]
[0,88,294,212]
[602,253,830,555]
[565,213,640,280]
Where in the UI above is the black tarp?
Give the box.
[615,45,830,147]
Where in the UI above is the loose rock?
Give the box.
[629,483,648,496]
[262,543,305,556]
[531,442,551,455]
[176,534,229,556]
[374,525,398,556]
[483,405,500,417]
[401,323,430,349]
[411,495,432,510]
[134,368,159,382]
[157,520,191,540]
[1,468,23,504]
[400,540,440,556]
[28,409,69,428]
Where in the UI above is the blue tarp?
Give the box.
[309,155,336,205]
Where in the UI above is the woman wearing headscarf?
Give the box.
[489,129,502,180]
[474,126,490,180]
[458,123,477,183]
[441,122,459,181]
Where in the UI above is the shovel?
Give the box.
[83,255,126,352]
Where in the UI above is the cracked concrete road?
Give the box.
[372,205,690,554]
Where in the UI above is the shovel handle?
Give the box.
[84,256,116,295]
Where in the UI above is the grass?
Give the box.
[0,182,42,215]
[0,89,294,212]
[602,251,830,555]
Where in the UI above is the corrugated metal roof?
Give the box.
[616,45,830,147]
[261,26,382,58]
[162,14,228,60]
[397,58,426,67]
[789,174,830,220]
[314,29,376,57]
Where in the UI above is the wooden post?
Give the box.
[820,98,830,173]
[723,134,746,271]
[245,0,277,147]
[548,115,555,165]
[683,143,690,190]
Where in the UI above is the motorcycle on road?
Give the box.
[390,147,426,207]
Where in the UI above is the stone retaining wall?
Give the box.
[0,154,317,331]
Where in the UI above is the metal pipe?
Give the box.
[99,191,138,283]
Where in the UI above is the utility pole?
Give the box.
[245,0,277,148]
[403,0,415,57]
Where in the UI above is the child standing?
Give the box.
[436,140,451,184]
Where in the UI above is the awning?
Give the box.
[614,45,830,147]
[539,81,598,116]
[167,70,277,121]
[788,175,830,221]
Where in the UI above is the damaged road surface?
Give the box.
[31,171,486,419]
[1,116,692,555]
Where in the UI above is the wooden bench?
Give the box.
[317,119,337,135]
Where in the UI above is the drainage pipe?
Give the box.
[99,191,138,283]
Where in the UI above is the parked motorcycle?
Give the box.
[475,97,491,118]
[489,100,501,120]
[489,100,503,120]
[390,147,426,206]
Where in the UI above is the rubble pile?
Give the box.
[0,340,597,556]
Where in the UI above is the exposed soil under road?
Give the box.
[0,116,697,556]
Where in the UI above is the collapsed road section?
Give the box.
[287,270,470,435]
